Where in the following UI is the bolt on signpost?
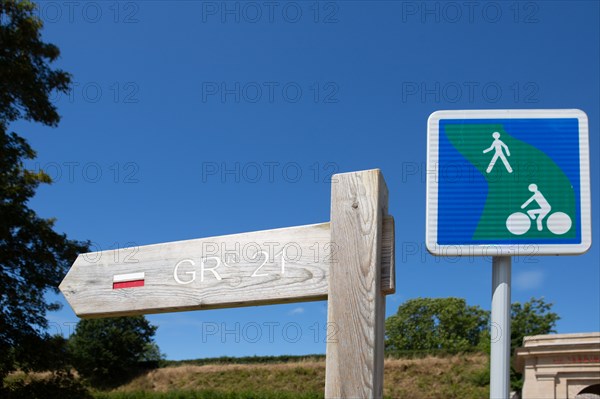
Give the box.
[60,169,395,398]
[426,109,591,398]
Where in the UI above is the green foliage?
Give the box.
[385,297,559,394]
[3,371,92,399]
[68,317,161,387]
[510,297,559,392]
[0,0,71,124]
[385,297,489,354]
[467,365,490,388]
[163,354,326,368]
[0,0,88,384]
[511,297,559,351]
[141,342,165,364]
[11,334,73,372]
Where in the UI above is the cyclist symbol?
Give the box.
[506,184,572,236]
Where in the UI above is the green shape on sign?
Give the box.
[443,124,576,240]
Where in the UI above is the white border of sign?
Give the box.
[426,109,591,257]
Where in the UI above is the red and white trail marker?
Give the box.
[112,272,145,289]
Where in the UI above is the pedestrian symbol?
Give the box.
[426,109,591,256]
[483,132,513,174]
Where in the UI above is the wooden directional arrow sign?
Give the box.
[59,176,394,319]
[59,169,395,398]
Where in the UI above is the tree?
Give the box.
[68,317,161,387]
[385,297,560,393]
[0,0,88,382]
[510,297,559,392]
[385,297,489,354]
[511,297,559,352]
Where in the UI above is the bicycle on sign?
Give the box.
[506,183,572,236]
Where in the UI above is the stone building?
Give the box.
[516,332,600,398]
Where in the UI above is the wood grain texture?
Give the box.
[381,216,395,295]
[325,169,388,399]
[60,223,331,318]
[60,218,395,318]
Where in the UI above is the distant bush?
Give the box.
[385,298,489,354]
[3,371,91,399]
[68,316,162,388]
[162,354,325,368]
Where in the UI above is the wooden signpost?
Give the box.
[60,169,395,399]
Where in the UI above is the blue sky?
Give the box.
[15,1,599,360]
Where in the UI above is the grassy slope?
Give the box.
[95,354,490,399]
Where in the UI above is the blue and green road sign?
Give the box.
[426,110,591,256]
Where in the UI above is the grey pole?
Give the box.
[490,256,512,399]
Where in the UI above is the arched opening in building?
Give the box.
[576,384,600,398]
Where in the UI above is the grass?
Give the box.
[93,391,321,399]
[5,354,490,398]
[92,354,490,399]
[104,361,325,395]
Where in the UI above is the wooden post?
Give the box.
[325,169,388,399]
[59,168,395,397]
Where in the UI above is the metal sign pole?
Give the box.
[490,256,512,399]
[425,109,591,398]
